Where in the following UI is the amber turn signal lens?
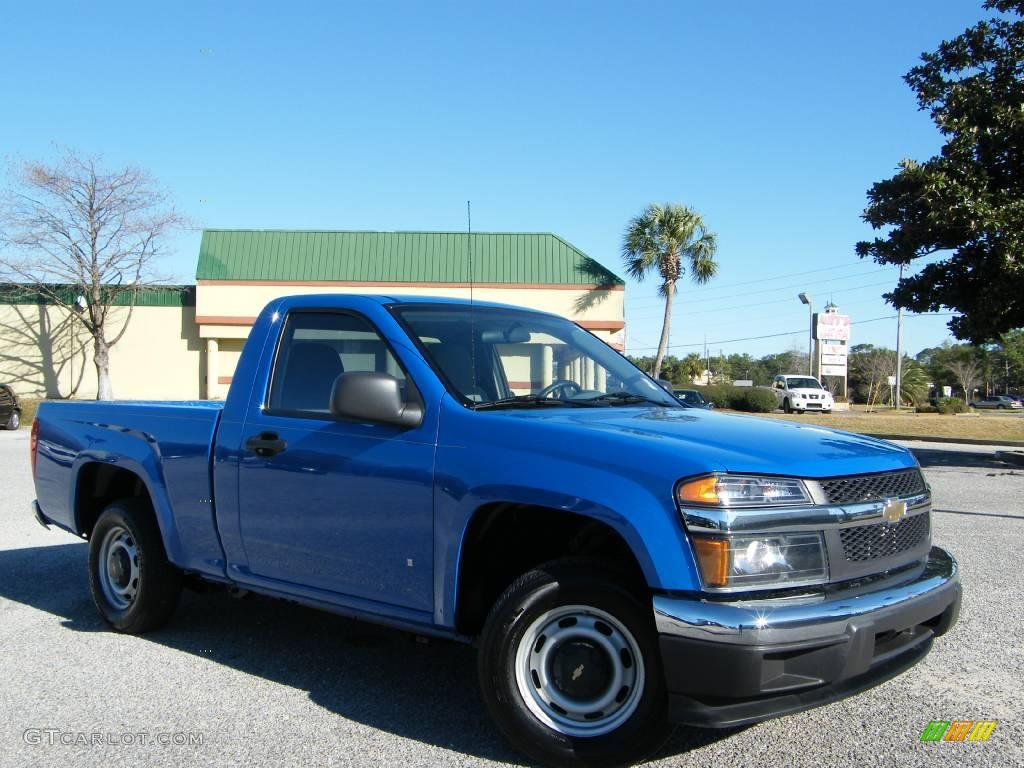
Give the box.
[692,537,730,587]
[677,476,720,505]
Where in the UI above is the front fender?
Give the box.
[433,436,702,627]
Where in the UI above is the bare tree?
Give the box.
[0,150,187,399]
[946,355,982,401]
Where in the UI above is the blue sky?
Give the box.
[0,1,989,358]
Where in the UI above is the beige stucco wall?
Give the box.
[0,304,203,400]
[195,282,625,397]
[196,283,624,334]
[1,282,625,402]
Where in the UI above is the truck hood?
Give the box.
[487,406,914,478]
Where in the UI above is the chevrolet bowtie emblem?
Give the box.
[882,498,908,523]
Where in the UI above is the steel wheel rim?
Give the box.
[514,604,645,737]
[97,525,140,610]
[10,413,18,429]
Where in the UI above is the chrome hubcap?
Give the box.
[98,526,139,610]
[515,605,644,737]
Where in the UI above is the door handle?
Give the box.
[245,431,287,457]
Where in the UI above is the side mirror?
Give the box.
[330,372,423,428]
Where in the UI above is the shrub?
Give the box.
[732,388,778,413]
[692,385,777,413]
[694,384,736,409]
[915,405,939,414]
[936,397,968,414]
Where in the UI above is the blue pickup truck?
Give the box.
[31,294,961,767]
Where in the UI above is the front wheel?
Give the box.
[4,411,19,430]
[783,398,792,414]
[88,500,182,633]
[478,561,672,768]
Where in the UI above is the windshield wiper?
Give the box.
[589,391,672,407]
[474,394,597,411]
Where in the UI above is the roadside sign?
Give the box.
[820,364,847,376]
[821,354,847,366]
[814,313,850,341]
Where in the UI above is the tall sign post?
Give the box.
[814,303,850,401]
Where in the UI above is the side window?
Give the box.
[269,312,406,415]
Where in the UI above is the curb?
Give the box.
[856,433,1024,448]
[994,450,1024,467]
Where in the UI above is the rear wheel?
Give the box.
[4,411,18,430]
[478,561,672,768]
[88,500,182,633]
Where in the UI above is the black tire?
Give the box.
[88,499,182,633]
[478,560,672,768]
[783,398,792,414]
[4,411,19,430]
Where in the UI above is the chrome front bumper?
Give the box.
[653,546,961,726]
[655,546,959,645]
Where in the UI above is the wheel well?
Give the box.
[455,503,648,636]
[75,463,151,538]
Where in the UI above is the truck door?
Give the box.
[236,310,434,612]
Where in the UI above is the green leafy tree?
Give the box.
[856,1,1024,342]
[680,353,705,383]
[622,204,718,379]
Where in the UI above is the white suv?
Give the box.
[772,374,834,414]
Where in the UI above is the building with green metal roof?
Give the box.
[195,230,625,399]
[0,229,625,400]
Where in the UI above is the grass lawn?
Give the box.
[751,409,1024,442]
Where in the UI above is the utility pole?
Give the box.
[895,263,904,409]
[798,293,813,376]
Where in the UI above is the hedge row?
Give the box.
[694,385,778,413]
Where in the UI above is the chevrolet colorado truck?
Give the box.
[771,374,835,414]
[30,294,961,767]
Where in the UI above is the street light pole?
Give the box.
[895,263,904,410]
[798,292,813,376]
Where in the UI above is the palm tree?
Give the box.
[622,204,718,379]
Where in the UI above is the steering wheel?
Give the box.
[536,379,582,399]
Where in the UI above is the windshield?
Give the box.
[785,377,823,390]
[676,390,705,405]
[390,304,679,408]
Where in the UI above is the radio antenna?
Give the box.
[467,200,478,400]
[467,200,474,305]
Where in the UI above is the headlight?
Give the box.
[677,474,811,507]
[691,532,827,589]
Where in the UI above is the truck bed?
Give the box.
[34,400,225,575]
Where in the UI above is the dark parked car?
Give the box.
[0,384,21,430]
[674,388,714,409]
[969,395,1022,410]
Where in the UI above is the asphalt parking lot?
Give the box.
[1,429,1021,767]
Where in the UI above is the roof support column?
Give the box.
[206,338,219,400]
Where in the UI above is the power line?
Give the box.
[625,313,956,354]
[625,261,895,308]
[625,265,899,311]
[626,278,899,320]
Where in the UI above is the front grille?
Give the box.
[840,514,930,562]
[820,468,926,505]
